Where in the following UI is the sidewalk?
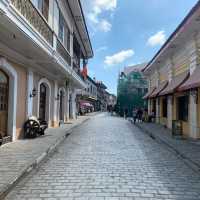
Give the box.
[0,113,96,199]
[135,122,200,172]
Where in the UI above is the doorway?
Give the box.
[59,90,64,121]
[0,70,9,138]
[39,83,47,121]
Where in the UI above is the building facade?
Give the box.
[117,64,148,116]
[77,76,98,113]
[0,0,93,141]
[143,1,200,139]
[96,81,107,111]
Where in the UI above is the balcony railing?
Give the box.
[56,38,71,66]
[11,0,53,46]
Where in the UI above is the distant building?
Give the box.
[96,82,107,111]
[117,63,148,116]
[77,76,98,114]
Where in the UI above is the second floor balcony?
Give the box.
[11,0,53,46]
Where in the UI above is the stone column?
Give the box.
[71,89,77,120]
[53,81,58,127]
[26,70,33,117]
[65,87,70,122]
[156,98,160,123]
[188,37,199,138]
[189,91,199,138]
[167,96,173,129]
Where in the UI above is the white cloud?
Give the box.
[147,31,166,47]
[104,49,135,67]
[96,46,108,53]
[82,0,117,32]
[98,20,112,32]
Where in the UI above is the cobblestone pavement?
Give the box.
[5,113,200,200]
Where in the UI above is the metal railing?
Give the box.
[11,0,53,46]
[56,38,71,66]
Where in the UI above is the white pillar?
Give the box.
[189,91,199,138]
[66,87,70,121]
[53,81,58,125]
[167,96,173,129]
[148,99,151,115]
[71,90,77,119]
[156,98,160,123]
[26,70,33,117]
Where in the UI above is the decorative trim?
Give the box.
[37,78,52,123]
[0,57,17,141]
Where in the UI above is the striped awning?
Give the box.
[149,81,168,98]
[159,72,189,96]
[143,87,156,99]
[178,67,200,91]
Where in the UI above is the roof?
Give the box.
[149,81,168,98]
[67,0,93,58]
[87,75,97,86]
[178,67,200,91]
[143,87,156,99]
[143,0,200,73]
[124,63,147,75]
[159,72,189,96]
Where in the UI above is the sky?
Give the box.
[81,0,199,95]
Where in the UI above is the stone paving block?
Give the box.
[4,113,200,200]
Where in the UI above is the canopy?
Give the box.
[80,102,93,108]
[143,87,156,99]
[159,72,189,96]
[178,67,200,91]
[149,81,168,98]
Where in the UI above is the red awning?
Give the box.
[143,87,156,99]
[159,71,189,96]
[149,81,168,98]
[178,67,200,91]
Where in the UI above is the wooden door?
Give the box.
[59,90,64,121]
[0,70,8,137]
[39,83,47,121]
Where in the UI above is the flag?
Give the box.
[81,62,88,80]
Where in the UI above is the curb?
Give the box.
[0,117,90,200]
[134,123,200,173]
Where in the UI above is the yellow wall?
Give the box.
[173,93,190,137]
[159,97,167,126]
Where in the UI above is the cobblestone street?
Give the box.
[5,113,200,200]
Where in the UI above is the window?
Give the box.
[32,0,49,20]
[59,11,64,42]
[177,96,189,121]
[162,98,167,118]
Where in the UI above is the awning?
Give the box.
[143,87,156,99]
[178,67,200,91]
[149,81,168,98]
[159,71,189,96]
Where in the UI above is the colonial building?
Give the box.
[143,1,200,139]
[0,0,93,141]
[77,75,98,113]
[96,81,107,111]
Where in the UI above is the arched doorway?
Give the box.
[59,90,64,121]
[0,70,9,138]
[39,83,47,121]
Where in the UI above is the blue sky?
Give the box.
[82,0,198,95]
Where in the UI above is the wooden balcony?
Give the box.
[11,0,53,46]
